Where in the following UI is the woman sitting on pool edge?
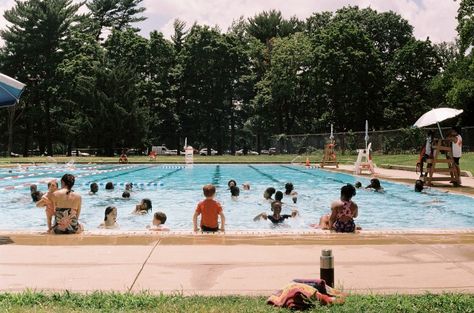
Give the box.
[312,184,359,233]
[49,174,83,234]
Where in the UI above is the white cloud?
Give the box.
[0,0,460,44]
[141,0,459,43]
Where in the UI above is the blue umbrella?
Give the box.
[0,73,26,108]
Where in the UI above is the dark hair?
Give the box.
[368,178,382,190]
[122,191,130,198]
[203,184,216,197]
[30,184,38,192]
[415,180,424,192]
[230,185,240,197]
[264,187,276,199]
[125,183,133,191]
[105,182,114,190]
[104,206,116,221]
[31,191,43,202]
[284,182,294,194]
[227,179,237,188]
[154,212,167,224]
[61,174,75,195]
[90,182,99,193]
[275,191,283,201]
[142,198,152,210]
[354,181,362,188]
[341,184,356,200]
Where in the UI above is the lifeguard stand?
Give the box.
[354,143,375,175]
[185,146,194,168]
[423,139,460,186]
[320,141,338,168]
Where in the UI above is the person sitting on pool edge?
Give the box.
[147,212,169,231]
[254,201,299,224]
[193,184,225,232]
[365,178,384,192]
[89,182,99,195]
[263,187,276,201]
[284,182,298,204]
[49,173,83,234]
[313,184,359,233]
[133,198,152,215]
[99,206,118,229]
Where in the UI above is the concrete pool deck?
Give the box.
[0,232,473,295]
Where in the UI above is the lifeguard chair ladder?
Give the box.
[423,139,460,186]
[320,141,338,168]
[354,143,375,175]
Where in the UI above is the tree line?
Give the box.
[0,0,472,156]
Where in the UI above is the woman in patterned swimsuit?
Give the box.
[50,174,83,234]
[313,184,358,233]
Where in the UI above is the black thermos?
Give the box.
[320,249,334,287]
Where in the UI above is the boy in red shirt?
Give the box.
[193,184,225,232]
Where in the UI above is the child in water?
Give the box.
[133,198,152,214]
[36,180,58,232]
[99,206,118,229]
[284,182,298,204]
[254,201,299,224]
[365,178,384,192]
[89,182,99,195]
[147,212,169,231]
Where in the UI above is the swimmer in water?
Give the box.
[99,206,118,229]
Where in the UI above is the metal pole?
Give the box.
[320,249,334,287]
[437,122,444,139]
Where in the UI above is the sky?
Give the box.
[0,0,460,43]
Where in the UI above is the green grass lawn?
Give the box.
[1,152,473,175]
[0,292,473,313]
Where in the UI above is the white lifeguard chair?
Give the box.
[185,145,194,168]
[354,142,375,175]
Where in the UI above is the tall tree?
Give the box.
[1,0,84,156]
[456,0,474,54]
[87,0,146,40]
[385,39,442,127]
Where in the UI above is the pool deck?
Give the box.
[0,164,473,296]
[330,164,474,196]
[0,231,473,295]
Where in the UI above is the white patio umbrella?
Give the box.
[413,108,463,139]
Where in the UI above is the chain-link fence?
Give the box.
[271,126,474,154]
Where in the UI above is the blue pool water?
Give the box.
[0,164,473,231]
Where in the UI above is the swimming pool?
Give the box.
[0,164,473,231]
